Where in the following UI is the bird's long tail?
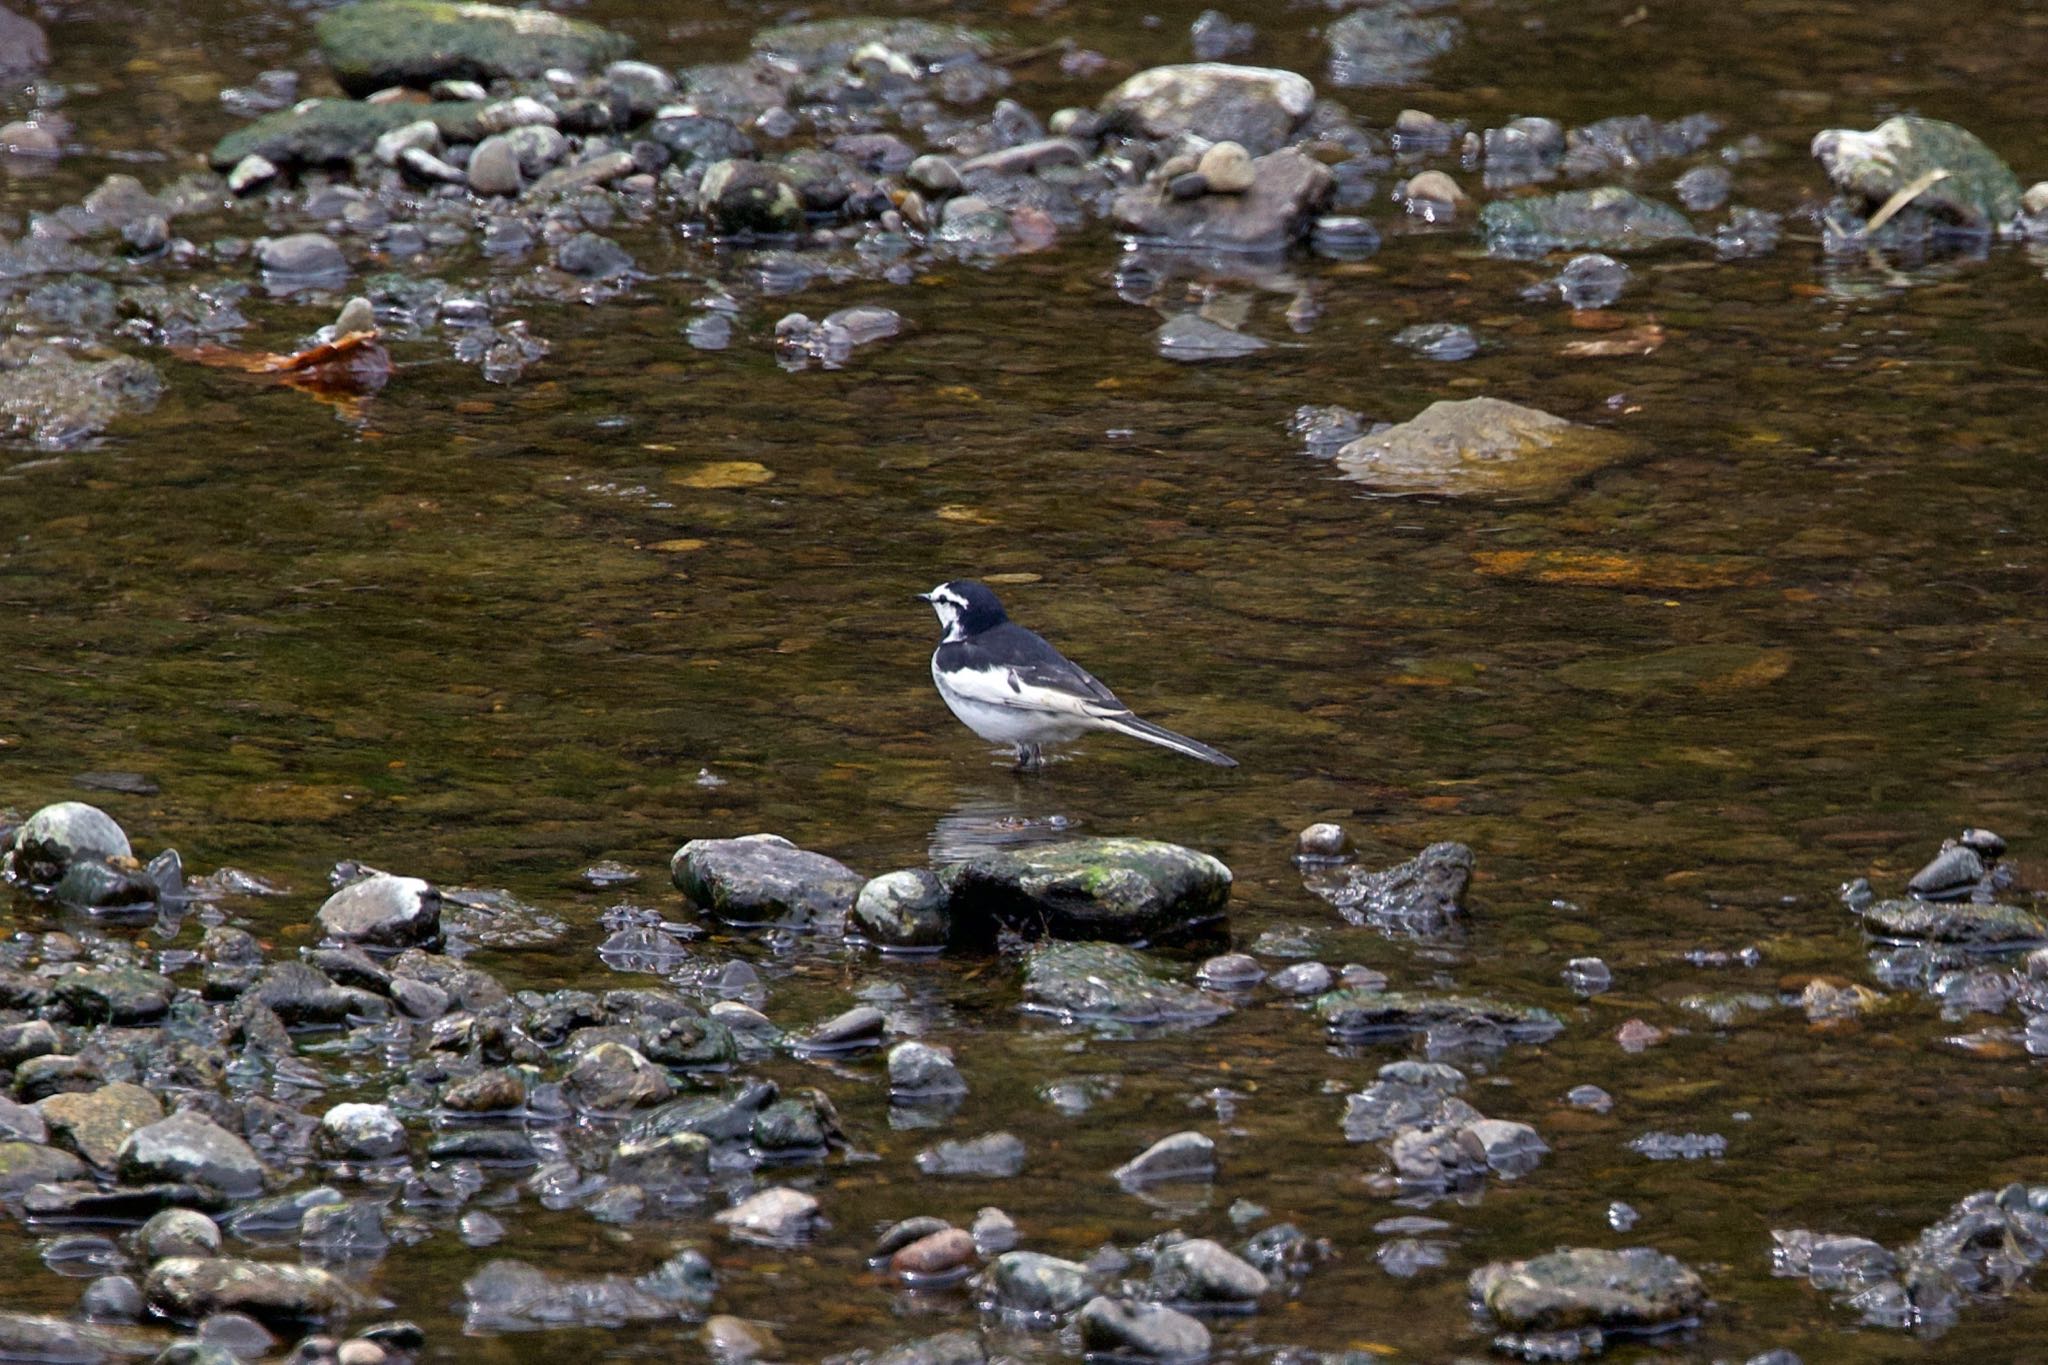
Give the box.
[1097,713,1238,767]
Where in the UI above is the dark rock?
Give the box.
[24,1180,224,1222]
[1022,942,1232,1028]
[752,1096,830,1155]
[916,1132,1025,1179]
[210,100,489,171]
[52,968,175,1025]
[1481,188,1700,257]
[15,1053,101,1101]
[626,1082,776,1146]
[1111,1131,1216,1187]
[1471,1246,1706,1332]
[671,835,859,928]
[1334,398,1635,499]
[118,1112,265,1197]
[696,162,805,236]
[300,1200,389,1259]
[1306,840,1472,932]
[316,0,632,97]
[316,875,440,951]
[1906,844,1986,899]
[1076,1297,1211,1360]
[853,870,951,950]
[1325,1,1461,88]
[145,1258,372,1326]
[555,232,634,280]
[792,1005,886,1056]
[1100,63,1314,155]
[864,1330,987,1365]
[565,1042,673,1113]
[1113,148,1333,252]
[942,838,1230,944]
[1859,899,2046,948]
[888,1042,967,1099]
[80,1275,146,1324]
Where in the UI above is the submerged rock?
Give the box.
[1111,1131,1217,1187]
[1154,313,1270,361]
[1480,188,1700,256]
[145,1257,371,1326]
[0,340,162,451]
[1471,1246,1706,1332]
[1325,0,1461,88]
[714,1186,821,1244]
[461,1258,678,1330]
[317,874,441,950]
[1100,64,1314,155]
[916,1132,1026,1179]
[1151,1237,1268,1305]
[1335,397,1635,498]
[980,1251,1095,1316]
[1023,943,1232,1029]
[1315,987,1562,1042]
[750,16,987,74]
[1812,115,2022,235]
[942,838,1231,943]
[1306,840,1472,933]
[316,0,632,97]
[0,1311,152,1362]
[671,835,860,928]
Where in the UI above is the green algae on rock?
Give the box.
[209,99,492,170]
[670,834,861,928]
[750,17,989,74]
[1334,396,1635,498]
[1314,987,1562,1042]
[316,0,631,97]
[1812,115,2022,233]
[942,837,1231,943]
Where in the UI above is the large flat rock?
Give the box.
[1334,396,1635,498]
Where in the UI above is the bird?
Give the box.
[917,579,1237,770]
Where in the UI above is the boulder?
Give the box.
[0,1139,87,1193]
[1305,840,1472,932]
[4,802,130,883]
[316,0,632,97]
[1315,987,1563,1043]
[316,874,441,950]
[852,869,951,950]
[942,838,1231,943]
[1100,64,1315,154]
[980,1251,1094,1315]
[1334,397,1636,498]
[208,99,490,171]
[117,1111,265,1197]
[39,1082,163,1169]
[1858,899,2046,948]
[1076,1297,1211,1360]
[697,161,806,236]
[1812,115,2021,233]
[670,834,859,928]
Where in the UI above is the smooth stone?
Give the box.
[564,1042,673,1113]
[6,802,130,882]
[906,154,962,196]
[460,1259,677,1330]
[1315,988,1563,1042]
[1155,313,1268,362]
[714,1187,820,1245]
[696,161,805,236]
[300,1201,389,1259]
[981,1251,1094,1315]
[1471,1246,1706,1331]
[891,1228,976,1279]
[255,233,346,280]
[1022,942,1232,1028]
[1334,399,1636,499]
[1113,147,1333,252]
[0,1139,88,1193]
[1099,63,1314,155]
[39,1082,163,1169]
[117,1112,264,1198]
[370,119,438,165]
[144,1258,370,1326]
[1458,1119,1550,1177]
[465,135,522,195]
[1112,1131,1217,1187]
[1151,1237,1268,1303]
[888,1041,967,1098]
[316,875,440,950]
[1077,1297,1212,1360]
[52,968,174,1025]
[1859,899,2046,947]
[671,834,860,928]
[79,1274,146,1323]
[1480,187,1699,256]
[140,1209,223,1260]
[315,0,632,97]
[555,232,634,280]
[1196,140,1254,193]
[315,1104,408,1162]
[853,869,951,950]
[0,1311,150,1362]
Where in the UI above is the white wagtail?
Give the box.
[918,579,1237,770]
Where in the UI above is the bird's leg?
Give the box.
[1013,742,1044,772]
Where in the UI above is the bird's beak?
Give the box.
[914,591,933,602]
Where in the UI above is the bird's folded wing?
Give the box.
[944,661,1129,720]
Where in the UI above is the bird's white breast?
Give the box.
[931,657,1093,744]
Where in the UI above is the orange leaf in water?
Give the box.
[175,330,392,412]
[1561,321,1666,357]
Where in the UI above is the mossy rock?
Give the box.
[1480,187,1700,256]
[749,17,988,75]
[316,0,632,97]
[942,837,1231,943]
[1859,898,2047,949]
[1021,941,1231,1028]
[209,99,491,170]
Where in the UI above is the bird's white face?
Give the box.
[922,582,970,642]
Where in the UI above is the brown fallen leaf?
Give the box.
[1561,321,1665,358]
[175,328,392,417]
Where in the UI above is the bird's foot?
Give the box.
[1012,743,1046,772]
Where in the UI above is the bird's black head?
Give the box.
[917,579,1008,642]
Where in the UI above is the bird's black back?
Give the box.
[935,622,1125,711]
